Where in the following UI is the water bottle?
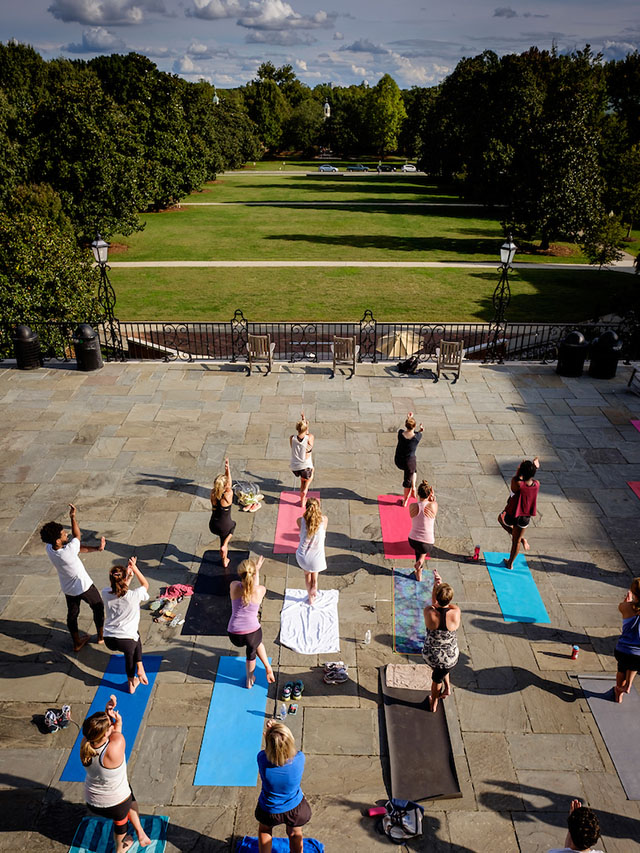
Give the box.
[364,630,371,645]
[278,703,287,720]
[570,645,579,660]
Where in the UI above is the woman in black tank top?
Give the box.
[209,458,236,567]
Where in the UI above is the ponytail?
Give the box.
[109,566,129,598]
[238,559,258,606]
[80,712,111,766]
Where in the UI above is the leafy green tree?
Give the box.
[580,215,626,268]
[283,98,324,152]
[327,84,369,155]
[400,86,437,160]
[242,76,291,151]
[366,74,407,155]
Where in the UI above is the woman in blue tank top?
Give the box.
[614,577,640,703]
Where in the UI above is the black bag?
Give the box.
[378,798,424,843]
[397,355,419,374]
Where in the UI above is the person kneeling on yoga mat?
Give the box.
[82,697,151,852]
[102,557,149,694]
[227,555,276,689]
[422,571,461,713]
[256,720,311,853]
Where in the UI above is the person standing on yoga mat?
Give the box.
[408,480,438,581]
[228,555,276,689]
[81,696,151,852]
[498,456,540,570]
[255,719,311,853]
[40,504,106,652]
[290,412,315,508]
[102,557,149,694]
[395,412,424,506]
[613,577,640,703]
[422,571,460,713]
[295,498,327,605]
[547,799,603,852]
[210,457,236,567]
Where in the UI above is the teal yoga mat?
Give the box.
[69,815,168,852]
[61,654,161,782]
[393,567,433,654]
[194,655,270,786]
[483,552,549,623]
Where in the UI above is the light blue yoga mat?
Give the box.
[393,567,434,654]
[69,814,168,852]
[237,838,324,853]
[194,655,271,786]
[61,654,161,782]
[483,552,549,623]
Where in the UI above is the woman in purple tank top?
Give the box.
[227,556,276,689]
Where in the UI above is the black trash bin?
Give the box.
[12,325,43,370]
[588,330,622,380]
[73,324,103,371]
[556,330,588,377]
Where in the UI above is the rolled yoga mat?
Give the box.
[377,495,416,559]
[379,666,461,801]
[181,549,249,636]
[393,567,433,654]
[194,654,271,786]
[483,551,549,623]
[273,490,320,554]
[578,674,640,800]
[61,654,161,782]
[69,815,169,853]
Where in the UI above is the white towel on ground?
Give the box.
[280,588,340,655]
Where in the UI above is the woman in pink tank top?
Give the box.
[408,480,438,581]
[227,556,276,689]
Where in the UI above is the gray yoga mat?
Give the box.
[181,549,249,636]
[380,666,462,802]
[578,674,640,800]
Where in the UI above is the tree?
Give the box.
[283,98,324,152]
[580,215,626,268]
[366,74,407,155]
[242,77,291,151]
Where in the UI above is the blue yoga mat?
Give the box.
[393,567,433,654]
[236,838,324,853]
[483,552,549,623]
[61,654,161,782]
[69,814,168,852]
[194,655,270,786]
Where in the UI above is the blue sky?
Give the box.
[1,0,638,88]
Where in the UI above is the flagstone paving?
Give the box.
[0,360,639,852]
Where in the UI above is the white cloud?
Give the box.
[245,29,317,45]
[333,31,343,40]
[63,25,126,52]
[351,63,366,76]
[186,0,242,20]
[602,39,638,60]
[238,0,336,31]
[48,0,166,26]
[295,58,307,71]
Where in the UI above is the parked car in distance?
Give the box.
[380,164,396,172]
[347,164,369,171]
[401,163,417,172]
[318,164,339,172]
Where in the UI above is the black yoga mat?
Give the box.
[380,666,462,802]
[181,549,249,636]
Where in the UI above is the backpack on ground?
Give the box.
[397,355,419,375]
[379,798,424,843]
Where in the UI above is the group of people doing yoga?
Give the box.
[38,409,637,851]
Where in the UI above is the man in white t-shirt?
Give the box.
[40,504,106,652]
[548,799,604,853]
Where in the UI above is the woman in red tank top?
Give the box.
[498,457,540,570]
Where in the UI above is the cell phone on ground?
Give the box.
[288,703,298,715]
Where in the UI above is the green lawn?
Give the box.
[112,203,587,264]
[110,266,630,322]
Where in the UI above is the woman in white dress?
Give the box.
[295,498,328,605]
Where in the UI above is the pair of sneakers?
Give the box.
[323,661,348,684]
[44,705,71,733]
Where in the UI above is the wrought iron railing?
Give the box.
[1,311,634,366]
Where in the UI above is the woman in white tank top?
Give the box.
[289,411,315,508]
[81,696,151,851]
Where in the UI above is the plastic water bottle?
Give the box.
[278,703,287,721]
[364,630,371,645]
[570,645,579,660]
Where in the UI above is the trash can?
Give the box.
[588,330,622,380]
[12,325,42,370]
[73,324,103,371]
[556,330,588,377]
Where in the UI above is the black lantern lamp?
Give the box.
[485,234,517,364]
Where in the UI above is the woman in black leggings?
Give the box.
[102,557,150,694]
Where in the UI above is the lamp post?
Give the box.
[485,234,517,364]
[91,234,124,361]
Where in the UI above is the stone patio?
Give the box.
[1,359,640,852]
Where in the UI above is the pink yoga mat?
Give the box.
[628,482,640,501]
[378,494,416,559]
[632,420,640,434]
[273,490,321,554]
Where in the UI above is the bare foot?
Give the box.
[137,832,152,848]
[97,637,105,645]
[246,673,256,689]
[441,684,451,697]
[614,686,625,703]
[138,670,149,686]
[521,538,530,551]
[308,592,317,606]
[414,564,423,582]
[73,635,90,652]
[503,559,513,570]
[119,834,135,853]
[265,667,276,684]
[429,695,438,713]
[128,677,140,694]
